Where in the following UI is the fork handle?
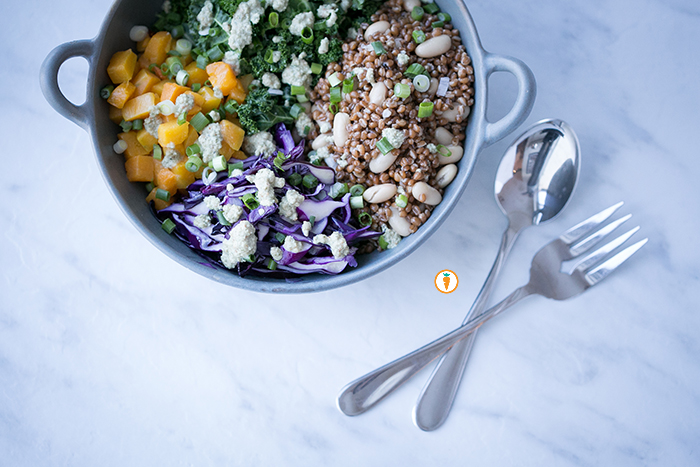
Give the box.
[337,285,533,416]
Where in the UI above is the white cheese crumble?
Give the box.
[208,110,221,122]
[278,189,305,221]
[223,51,241,75]
[289,12,314,37]
[382,128,406,149]
[270,246,283,261]
[225,0,264,51]
[396,51,410,66]
[220,220,257,269]
[174,92,194,116]
[243,131,276,157]
[318,37,330,55]
[283,235,306,253]
[145,105,163,138]
[272,35,283,43]
[213,86,224,100]
[222,204,243,224]
[162,0,171,13]
[301,221,312,237]
[246,168,284,206]
[317,4,338,28]
[340,0,351,11]
[262,72,281,89]
[347,27,358,39]
[426,143,437,154]
[282,54,313,88]
[272,51,282,63]
[198,123,223,163]
[229,168,243,178]
[295,112,313,136]
[269,0,288,12]
[162,143,183,169]
[204,195,221,211]
[382,228,401,249]
[336,153,348,168]
[313,231,349,259]
[317,120,332,134]
[196,0,214,36]
[193,214,212,230]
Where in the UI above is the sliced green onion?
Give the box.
[266,258,278,270]
[165,56,183,75]
[119,120,133,132]
[176,69,190,86]
[224,99,237,114]
[145,182,155,192]
[177,111,187,125]
[329,103,339,115]
[350,195,364,209]
[303,125,311,136]
[328,72,342,87]
[153,144,163,160]
[329,182,349,199]
[167,49,181,57]
[404,63,427,80]
[300,26,314,44]
[196,54,208,70]
[275,232,286,243]
[349,184,365,196]
[100,85,114,99]
[211,155,227,172]
[171,25,184,39]
[190,112,210,133]
[413,74,430,92]
[148,63,158,73]
[288,172,302,186]
[342,77,355,94]
[376,137,394,155]
[216,210,231,226]
[274,151,288,169]
[417,101,434,118]
[157,100,175,116]
[161,218,176,234]
[290,85,305,96]
[437,12,452,22]
[394,83,411,99]
[311,63,323,75]
[424,3,440,14]
[296,94,309,103]
[308,215,316,226]
[329,86,342,104]
[186,144,201,156]
[241,193,259,210]
[395,193,408,208]
[131,119,143,131]
[185,155,203,172]
[113,140,128,154]
[411,6,424,21]
[302,173,319,189]
[290,103,305,119]
[175,38,192,55]
[412,30,426,44]
[269,11,279,27]
[358,211,373,226]
[207,45,223,61]
[129,25,149,43]
[372,41,386,55]
[228,161,244,176]
[437,144,452,158]
[264,49,275,64]
[431,20,444,29]
[191,83,202,92]
[378,234,389,250]
[155,188,170,201]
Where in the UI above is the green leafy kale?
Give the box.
[230,87,294,134]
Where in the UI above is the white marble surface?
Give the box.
[2,0,700,465]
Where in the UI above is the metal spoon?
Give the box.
[413,118,580,430]
[336,118,580,418]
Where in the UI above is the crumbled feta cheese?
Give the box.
[220,220,257,269]
[145,105,163,138]
[336,153,348,168]
[272,35,283,43]
[230,169,243,179]
[272,51,282,63]
[208,110,221,122]
[318,37,330,55]
[213,86,224,100]
[347,27,358,39]
[197,1,214,36]
[295,112,313,136]
[270,246,283,261]
[382,128,406,149]
[226,0,264,50]
[283,235,306,253]
[269,0,288,12]
[317,4,338,28]
[198,123,223,163]
[204,195,221,211]
[313,231,349,259]
[381,228,401,249]
[278,189,305,221]
[246,168,283,206]
[317,120,332,134]
[162,143,183,169]
[289,12,314,37]
[354,67,376,85]
[222,204,243,224]
[302,221,312,237]
[382,108,392,119]
[282,54,313,88]
[194,214,212,230]
[223,51,241,75]
[426,143,437,154]
[262,72,281,89]
[175,92,195,116]
[162,0,171,13]
[243,131,276,157]
[366,68,376,85]
[340,0,351,11]
[396,51,410,66]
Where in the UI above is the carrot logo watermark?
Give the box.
[435,270,459,293]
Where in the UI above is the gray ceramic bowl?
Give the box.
[41,0,536,293]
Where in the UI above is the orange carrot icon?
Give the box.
[442,272,451,290]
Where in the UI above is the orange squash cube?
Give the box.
[230,150,248,160]
[109,106,123,124]
[155,167,178,194]
[183,126,199,149]
[157,120,190,147]
[184,61,209,85]
[151,79,173,97]
[219,141,234,160]
[107,49,138,84]
[136,36,150,53]
[205,62,238,96]
[125,155,154,182]
[142,31,172,66]
[132,68,160,96]
[118,131,149,158]
[146,187,173,210]
[171,161,197,189]
[198,86,222,113]
[122,92,157,121]
[136,128,158,152]
[159,82,189,103]
[220,120,245,151]
[107,81,136,109]
[228,80,247,105]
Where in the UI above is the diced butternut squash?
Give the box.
[159,82,189,103]
[155,166,178,194]
[198,86,221,113]
[122,92,157,121]
[157,120,190,147]
[142,31,172,66]
[125,155,154,182]
[171,161,197,189]
[118,131,149,158]
[136,128,158,151]
[109,106,123,124]
[183,126,199,149]
[107,81,136,109]
[219,141,234,160]
[230,150,248,160]
[132,68,160,96]
[205,62,238,96]
[151,79,174,97]
[107,49,138,84]
[185,90,205,108]
[228,80,247,105]
[136,36,150,53]
[184,61,208,85]
[146,187,172,210]
[220,120,245,151]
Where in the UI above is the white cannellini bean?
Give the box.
[415,35,452,58]
[363,184,398,203]
[435,127,454,146]
[312,133,334,150]
[333,112,350,147]
[403,0,421,12]
[412,182,442,206]
[364,21,390,41]
[369,82,387,106]
[436,164,458,188]
[428,77,439,97]
[441,105,469,123]
[437,145,464,165]
[369,152,398,173]
[389,207,412,237]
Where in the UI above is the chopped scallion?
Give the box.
[119,120,133,132]
[274,151,288,169]
[223,99,237,114]
[161,218,176,234]
[296,94,309,103]
[196,55,208,70]
[211,155,227,172]
[302,173,319,189]
[290,85,305,96]
[167,49,181,57]
[378,234,389,250]
[288,172,302,186]
[329,182,349,199]
[269,11,279,27]
[349,184,365,196]
[424,3,440,14]
[191,83,202,92]
[145,182,155,192]
[207,45,223,61]
[437,144,452,158]
[350,195,364,209]
[266,258,278,270]
[176,69,189,86]
[113,139,128,154]
[175,38,192,55]
[153,144,163,160]
[329,103,339,115]
[412,30,426,44]
[431,20,444,29]
[437,12,452,22]
[342,77,355,94]
[185,155,203,172]
[300,26,314,44]
[155,188,170,201]
[328,72,342,87]
[275,233,286,243]
[394,82,411,99]
[290,103,305,118]
[376,137,394,155]
[372,41,386,55]
[358,211,372,227]
[171,25,184,39]
[157,100,175,116]
[241,193,259,210]
[177,111,187,125]
[186,143,201,156]
[189,112,210,132]
[131,119,143,131]
[411,6,424,21]
[264,49,274,64]
[417,101,434,118]
[311,63,323,74]
[329,86,342,104]
[413,74,430,93]
[100,85,114,99]
[216,210,231,226]
[405,63,427,80]
[228,161,244,176]
[395,193,408,208]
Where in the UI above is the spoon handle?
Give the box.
[413,223,521,431]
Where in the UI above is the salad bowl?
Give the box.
[41,0,536,293]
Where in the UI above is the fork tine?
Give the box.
[573,226,640,272]
[569,214,632,258]
[559,202,624,245]
[583,238,648,286]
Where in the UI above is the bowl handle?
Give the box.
[481,53,537,147]
[40,39,96,131]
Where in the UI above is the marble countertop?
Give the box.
[2,0,699,465]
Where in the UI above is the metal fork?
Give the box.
[337,203,647,417]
